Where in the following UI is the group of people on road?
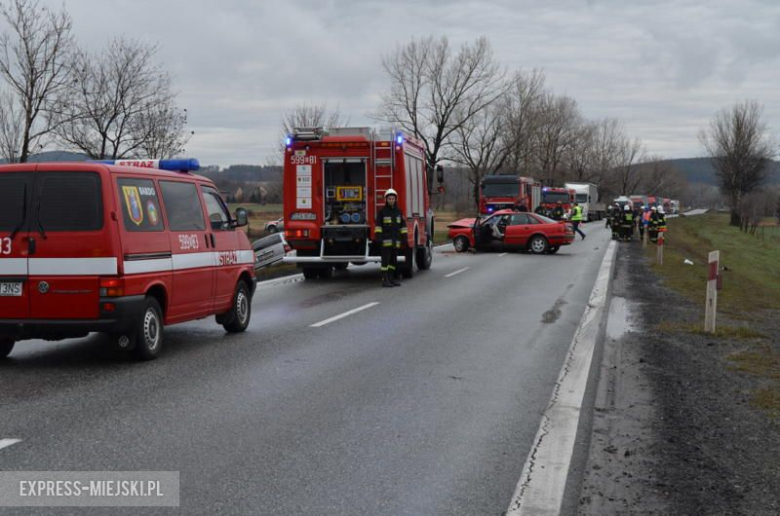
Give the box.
[605,203,667,242]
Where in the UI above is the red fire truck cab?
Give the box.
[0,159,256,360]
[539,187,575,216]
[282,127,443,279]
[479,175,541,215]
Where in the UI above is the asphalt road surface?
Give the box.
[1,223,612,515]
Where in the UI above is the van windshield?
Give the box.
[0,174,30,232]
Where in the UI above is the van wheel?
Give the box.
[0,337,15,359]
[302,267,318,280]
[134,298,164,361]
[223,281,252,334]
[528,235,549,254]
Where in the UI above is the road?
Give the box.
[1,223,612,515]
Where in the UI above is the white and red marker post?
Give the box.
[705,250,720,333]
[656,232,664,265]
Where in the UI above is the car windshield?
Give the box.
[481,183,518,197]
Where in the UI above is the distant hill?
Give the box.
[663,157,780,186]
[0,150,90,164]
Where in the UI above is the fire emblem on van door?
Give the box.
[38,281,49,294]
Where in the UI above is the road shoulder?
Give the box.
[578,241,780,514]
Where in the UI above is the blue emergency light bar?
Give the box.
[93,159,200,172]
[395,133,404,145]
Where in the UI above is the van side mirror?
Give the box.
[234,208,249,227]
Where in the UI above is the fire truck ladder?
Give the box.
[372,129,394,209]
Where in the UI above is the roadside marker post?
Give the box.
[656,232,664,266]
[705,250,719,333]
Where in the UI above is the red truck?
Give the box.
[479,175,541,215]
[282,127,443,280]
[538,187,575,217]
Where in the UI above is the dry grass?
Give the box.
[727,343,780,418]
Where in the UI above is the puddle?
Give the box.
[542,297,567,324]
[606,296,638,340]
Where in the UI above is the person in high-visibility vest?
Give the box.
[374,189,408,288]
[621,205,635,241]
[570,202,586,240]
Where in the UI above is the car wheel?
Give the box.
[318,266,334,279]
[454,236,470,253]
[528,235,549,254]
[133,297,164,361]
[547,245,560,254]
[222,281,252,334]
[416,238,433,270]
[302,267,318,280]
[0,337,15,359]
[267,225,277,233]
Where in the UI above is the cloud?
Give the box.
[1,0,778,165]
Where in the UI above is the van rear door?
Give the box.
[0,170,34,319]
[28,167,114,320]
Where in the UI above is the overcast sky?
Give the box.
[53,0,780,166]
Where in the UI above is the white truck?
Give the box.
[565,182,605,221]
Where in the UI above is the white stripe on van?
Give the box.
[0,258,27,276]
[172,252,216,271]
[237,250,255,265]
[29,258,118,276]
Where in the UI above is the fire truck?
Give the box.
[539,187,575,216]
[282,127,443,280]
[479,175,541,215]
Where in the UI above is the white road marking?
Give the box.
[444,267,470,278]
[499,252,508,257]
[0,439,22,451]
[506,240,617,516]
[310,302,380,328]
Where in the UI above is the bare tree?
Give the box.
[699,100,776,226]
[53,38,188,159]
[0,0,73,162]
[503,69,546,176]
[282,101,346,136]
[561,120,597,182]
[533,93,581,186]
[376,35,506,171]
[0,89,23,161]
[446,94,511,205]
[608,131,644,196]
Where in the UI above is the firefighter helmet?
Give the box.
[385,189,398,199]
[658,207,665,214]
[624,205,630,211]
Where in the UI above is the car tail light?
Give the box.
[100,277,125,297]
[285,229,309,238]
[283,243,291,253]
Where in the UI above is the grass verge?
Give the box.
[646,213,780,418]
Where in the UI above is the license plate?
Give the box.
[0,282,22,297]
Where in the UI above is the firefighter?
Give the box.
[551,201,565,221]
[535,204,547,217]
[605,204,613,228]
[656,206,668,235]
[570,201,586,240]
[375,189,408,288]
[621,204,634,241]
[648,206,659,242]
[611,203,621,240]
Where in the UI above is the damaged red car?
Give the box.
[447,210,575,254]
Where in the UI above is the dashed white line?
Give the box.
[445,267,470,278]
[0,439,22,451]
[499,252,508,257]
[310,302,380,328]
